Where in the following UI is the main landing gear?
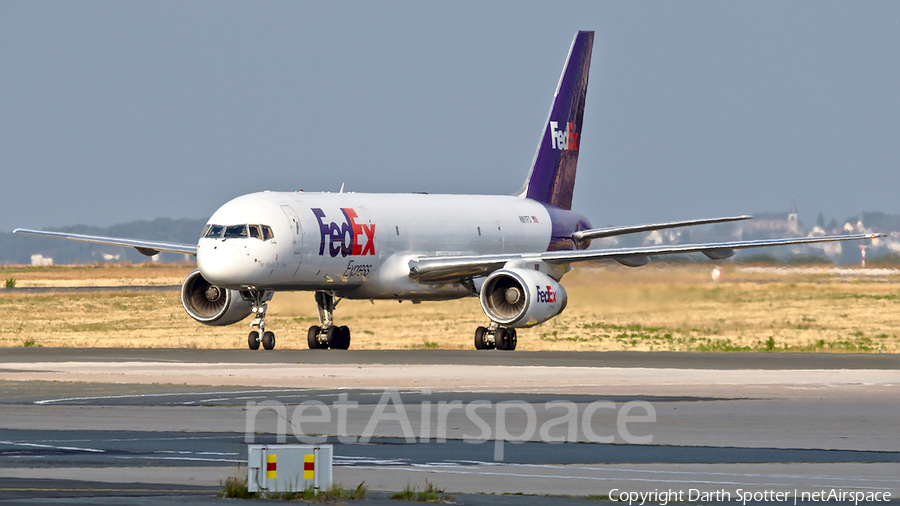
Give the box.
[247,290,275,351]
[474,323,517,351]
[307,291,351,350]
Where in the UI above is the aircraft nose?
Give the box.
[197,241,244,287]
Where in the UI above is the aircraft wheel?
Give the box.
[262,331,276,350]
[496,328,509,351]
[507,328,517,351]
[248,331,260,350]
[308,325,321,349]
[326,326,341,349]
[474,326,487,350]
[338,326,351,350]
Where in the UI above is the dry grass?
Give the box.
[0,263,188,287]
[1,263,898,352]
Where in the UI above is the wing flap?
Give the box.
[12,229,197,256]
[409,255,512,283]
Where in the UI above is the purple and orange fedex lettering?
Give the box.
[343,208,363,256]
[549,121,578,151]
[536,285,557,303]
[313,208,376,258]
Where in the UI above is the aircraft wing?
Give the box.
[408,233,883,284]
[573,215,752,241]
[12,229,197,256]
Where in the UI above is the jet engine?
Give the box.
[479,268,568,328]
[181,269,253,326]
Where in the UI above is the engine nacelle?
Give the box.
[181,269,253,326]
[479,268,568,328]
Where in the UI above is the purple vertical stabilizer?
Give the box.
[518,31,594,211]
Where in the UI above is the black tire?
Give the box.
[307,325,321,349]
[326,326,341,349]
[338,325,351,350]
[262,331,276,350]
[248,331,260,350]
[474,326,487,350]
[496,328,509,351]
[507,328,517,351]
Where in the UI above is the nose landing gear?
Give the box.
[307,291,351,350]
[246,289,275,351]
[474,323,517,351]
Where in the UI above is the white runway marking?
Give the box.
[154,451,238,456]
[33,388,311,405]
[111,456,243,463]
[0,440,104,453]
[346,463,900,490]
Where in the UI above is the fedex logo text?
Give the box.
[536,285,557,303]
[549,121,578,151]
[313,208,375,258]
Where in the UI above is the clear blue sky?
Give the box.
[2,1,898,233]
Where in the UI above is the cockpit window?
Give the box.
[204,225,224,238]
[224,224,248,239]
[206,224,273,241]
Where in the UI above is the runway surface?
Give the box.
[0,348,897,504]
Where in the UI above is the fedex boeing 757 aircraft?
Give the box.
[15,31,880,351]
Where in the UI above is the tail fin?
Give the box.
[517,31,594,211]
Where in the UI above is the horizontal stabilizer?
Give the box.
[12,229,197,256]
[572,215,752,242]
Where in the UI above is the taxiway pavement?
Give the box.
[0,349,897,503]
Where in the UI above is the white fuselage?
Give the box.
[197,191,557,300]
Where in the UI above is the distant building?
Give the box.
[806,225,842,258]
[787,201,800,235]
[30,254,53,266]
[842,214,884,248]
[888,232,900,254]
[743,201,804,239]
[643,229,682,246]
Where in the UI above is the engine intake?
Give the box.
[480,268,568,328]
[181,269,253,326]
